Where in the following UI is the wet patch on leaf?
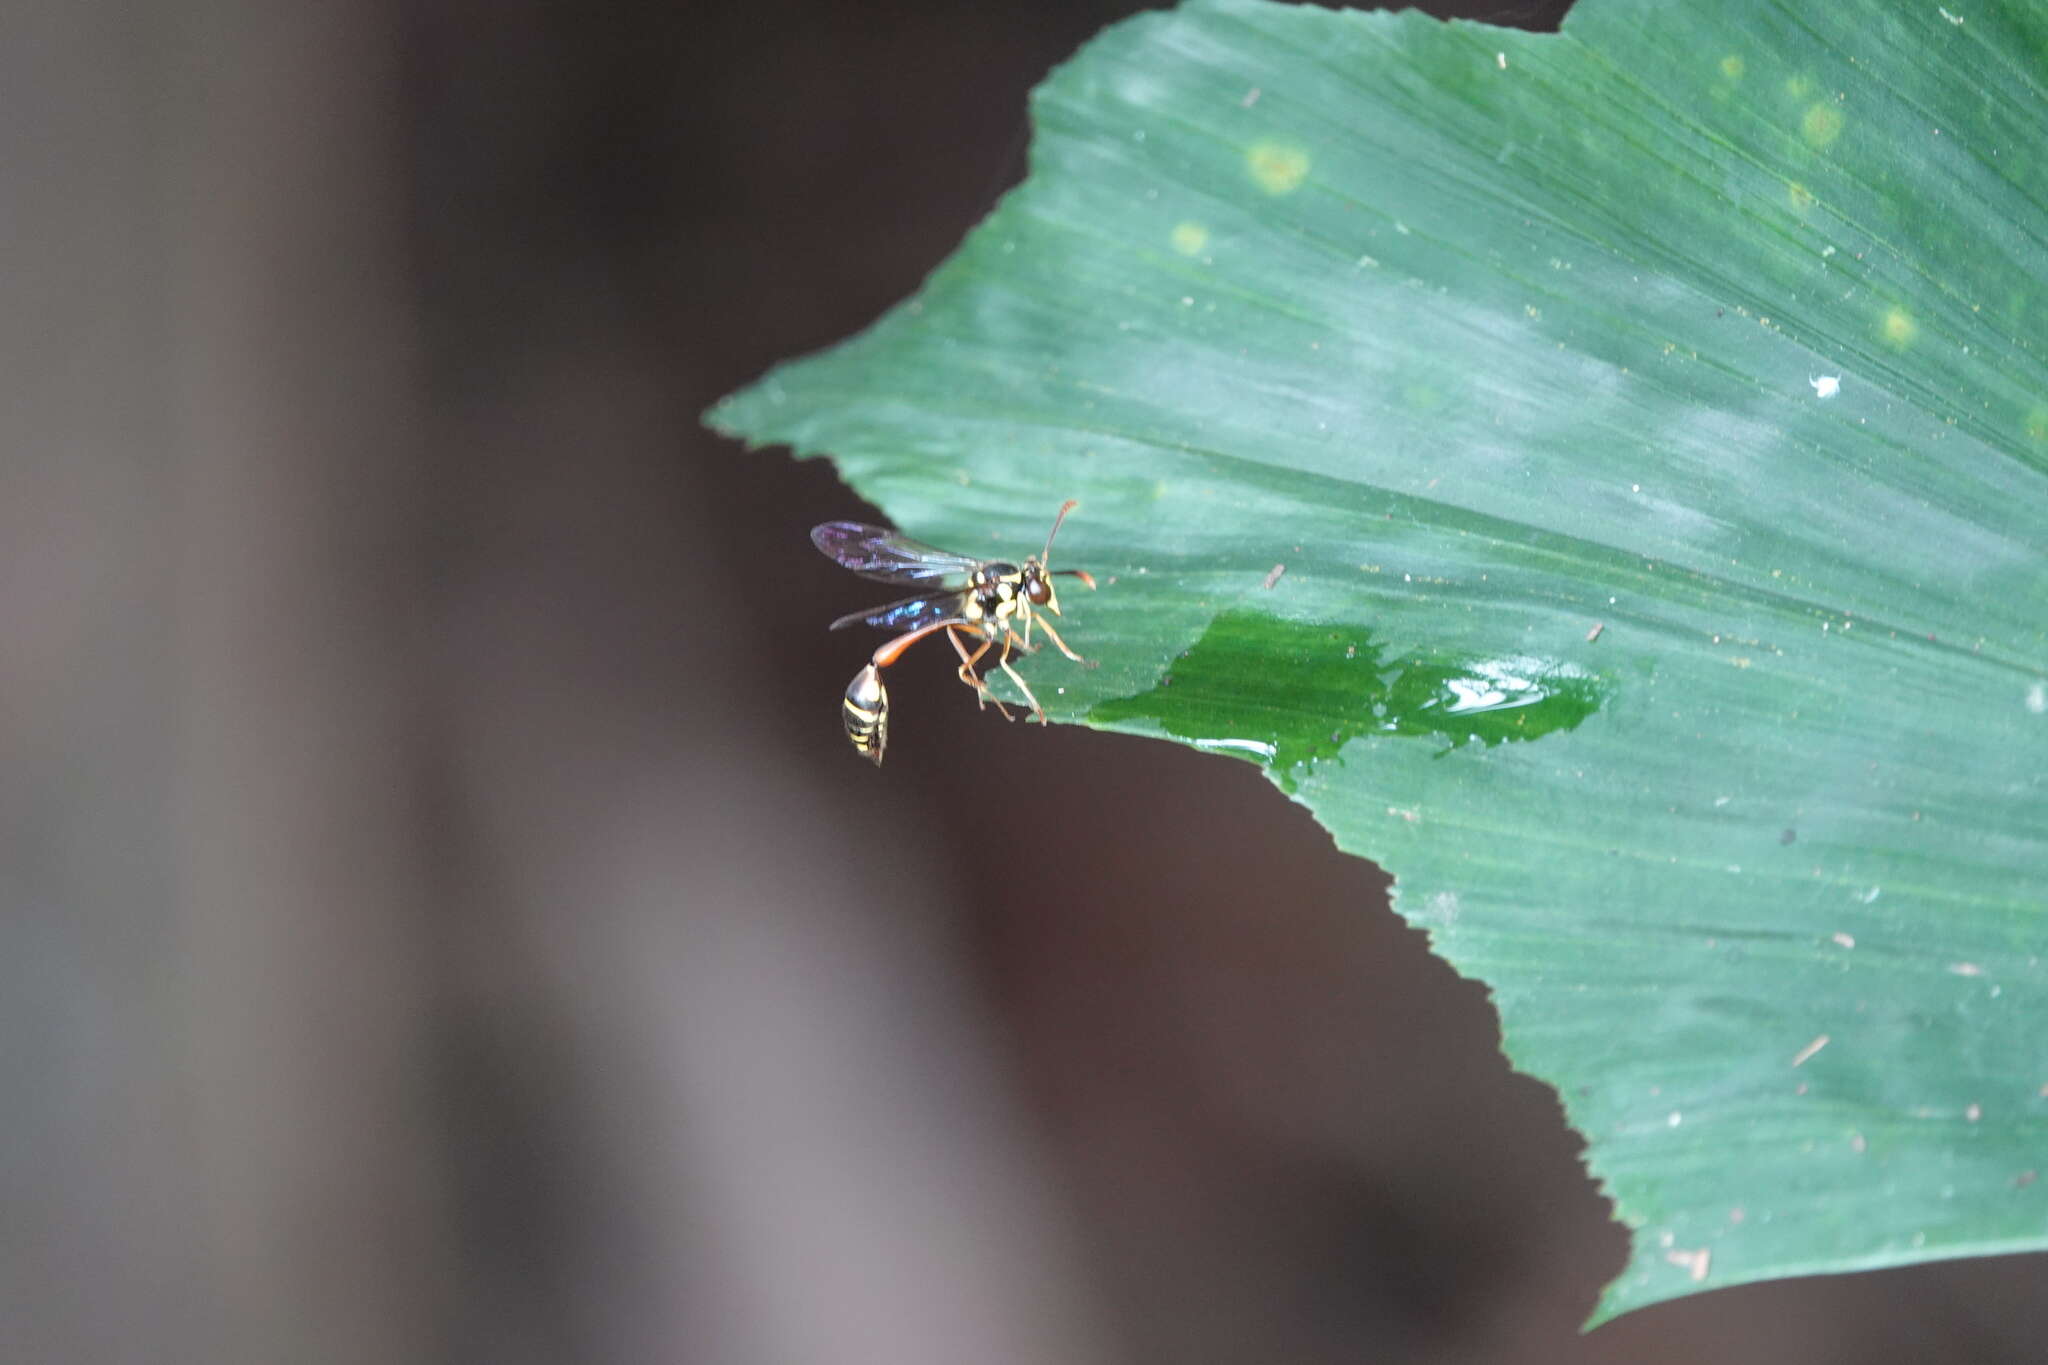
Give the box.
[1090,609,1609,790]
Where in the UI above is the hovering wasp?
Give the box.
[812,500,1097,765]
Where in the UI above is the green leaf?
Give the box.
[709,0,2048,1323]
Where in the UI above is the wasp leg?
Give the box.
[946,625,1012,720]
[993,629,1047,724]
[996,654,1045,724]
[1031,615,1096,669]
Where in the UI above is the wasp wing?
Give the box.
[828,591,965,634]
[811,521,982,586]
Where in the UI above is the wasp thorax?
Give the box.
[965,562,1020,620]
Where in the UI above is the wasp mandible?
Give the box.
[811,500,1097,764]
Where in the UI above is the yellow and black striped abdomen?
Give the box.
[842,663,889,765]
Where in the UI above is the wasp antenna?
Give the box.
[1040,499,1080,565]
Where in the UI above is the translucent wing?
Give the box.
[828,591,965,634]
[811,521,982,586]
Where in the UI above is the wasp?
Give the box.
[811,500,1097,764]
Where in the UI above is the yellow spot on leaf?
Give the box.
[1882,308,1917,346]
[1787,181,1815,214]
[1802,102,1844,148]
[1245,140,1311,195]
[2025,407,2048,443]
[1170,221,1210,256]
[1720,55,1744,80]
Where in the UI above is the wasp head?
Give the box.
[1020,560,1060,614]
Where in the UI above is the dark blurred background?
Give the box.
[7,0,2045,1361]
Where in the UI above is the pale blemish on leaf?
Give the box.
[1791,1035,1830,1066]
[1802,102,1845,149]
[1245,140,1311,195]
[1720,54,1745,80]
[1787,181,1816,214]
[1169,221,1210,256]
[1882,307,1917,346]
[1665,1247,1711,1282]
[2023,406,2048,443]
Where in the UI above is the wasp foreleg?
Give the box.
[1030,615,1094,668]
